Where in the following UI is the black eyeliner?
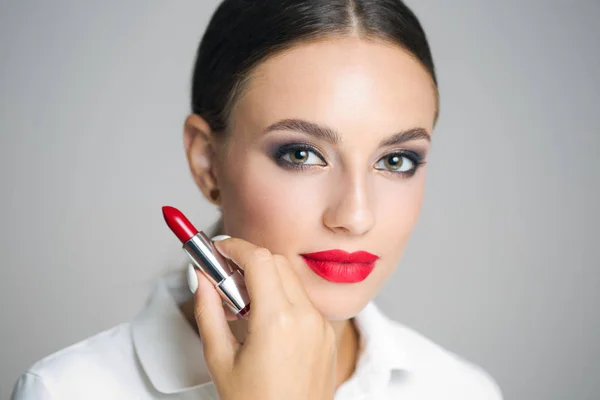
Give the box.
[377,150,427,178]
[270,141,427,176]
[272,142,326,170]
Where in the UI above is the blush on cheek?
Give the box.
[377,181,425,249]
[225,165,325,246]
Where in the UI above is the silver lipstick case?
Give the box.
[183,231,251,318]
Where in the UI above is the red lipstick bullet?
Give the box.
[162,206,198,243]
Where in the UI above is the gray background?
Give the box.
[1,1,598,399]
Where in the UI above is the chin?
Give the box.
[308,289,371,321]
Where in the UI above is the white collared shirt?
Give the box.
[12,270,503,399]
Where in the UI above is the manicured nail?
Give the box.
[187,263,198,294]
[211,235,231,242]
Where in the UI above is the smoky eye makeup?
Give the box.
[270,142,327,170]
[265,138,428,177]
[373,149,427,178]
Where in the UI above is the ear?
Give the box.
[183,114,221,206]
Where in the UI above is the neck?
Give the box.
[180,299,360,390]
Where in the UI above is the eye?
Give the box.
[274,143,327,169]
[282,148,323,165]
[374,151,422,176]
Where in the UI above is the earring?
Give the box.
[209,188,220,202]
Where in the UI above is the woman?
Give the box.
[12,0,503,399]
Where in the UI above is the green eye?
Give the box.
[385,154,410,171]
[276,144,327,167]
[287,149,310,164]
[374,152,421,175]
[273,143,424,177]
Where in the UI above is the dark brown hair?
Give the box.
[191,0,438,134]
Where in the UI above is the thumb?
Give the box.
[191,266,238,373]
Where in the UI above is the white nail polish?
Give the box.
[187,263,198,294]
[211,234,231,242]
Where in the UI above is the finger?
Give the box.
[222,302,239,321]
[213,237,288,313]
[272,254,311,306]
[193,268,238,372]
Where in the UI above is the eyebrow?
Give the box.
[263,118,430,147]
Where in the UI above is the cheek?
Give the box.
[220,156,323,247]
[374,173,426,258]
[347,177,425,309]
[380,180,424,232]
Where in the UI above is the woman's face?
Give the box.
[208,37,437,320]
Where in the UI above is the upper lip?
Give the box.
[300,249,379,263]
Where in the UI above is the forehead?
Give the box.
[231,37,438,137]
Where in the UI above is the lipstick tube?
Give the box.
[162,206,251,319]
[184,231,251,318]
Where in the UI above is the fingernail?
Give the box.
[187,263,198,294]
[211,235,231,242]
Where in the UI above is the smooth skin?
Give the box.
[180,36,438,399]
[193,238,337,400]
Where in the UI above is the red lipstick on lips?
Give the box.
[300,249,379,283]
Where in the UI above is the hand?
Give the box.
[191,237,336,400]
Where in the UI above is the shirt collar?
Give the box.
[131,270,412,394]
[131,270,213,394]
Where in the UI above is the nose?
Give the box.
[322,171,375,236]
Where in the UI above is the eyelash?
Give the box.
[273,143,426,178]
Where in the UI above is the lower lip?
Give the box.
[301,257,375,283]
